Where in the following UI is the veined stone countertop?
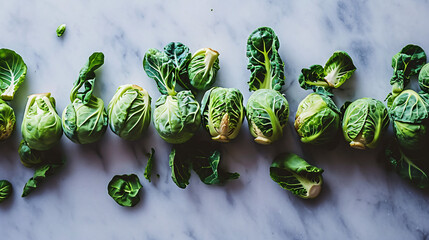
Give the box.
[1,1,429,239]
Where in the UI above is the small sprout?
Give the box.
[56,24,66,37]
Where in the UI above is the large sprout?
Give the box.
[342,98,389,149]
[294,93,340,145]
[246,89,289,144]
[201,87,244,142]
[108,84,151,140]
[62,52,108,144]
[21,93,62,151]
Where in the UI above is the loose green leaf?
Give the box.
[22,158,65,197]
[169,147,191,189]
[299,51,356,91]
[201,87,245,142]
[0,180,12,203]
[63,53,107,144]
[108,174,143,207]
[386,140,429,189]
[108,84,151,141]
[164,42,192,90]
[192,149,239,185]
[294,93,340,145]
[22,93,62,151]
[342,98,389,149]
[390,44,427,96]
[56,24,66,37]
[143,48,176,95]
[0,99,16,140]
[270,153,323,199]
[246,89,289,144]
[144,148,155,182]
[0,48,27,100]
[188,48,220,91]
[153,90,201,144]
[246,27,285,91]
[70,52,104,104]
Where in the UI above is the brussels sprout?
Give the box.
[108,174,143,207]
[386,140,429,189]
[18,140,44,168]
[0,180,12,203]
[153,91,201,144]
[0,99,15,140]
[246,27,285,91]
[21,93,62,151]
[108,84,151,141]
[294,93,340,145]
[342,98,389,149]
[246,89,289,144]
[201,87,244,142]
[299,51,356,91]
[0,48,27,100]
[188,48,220,91]
[62,52,108,144]
[390,45,426,96]
[389,90,429,151]
[56,24,66,37]
[270,153,323,199]
[418,63,429,93]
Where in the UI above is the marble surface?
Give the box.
[1,0,429,239]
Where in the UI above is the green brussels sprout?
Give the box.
[270,153,323,199]
[18,140,44,168]
[108,174,143,207]
[21,93,62,151]
[389,90,429,151]
[153,90,201,144]
[246,89,289,144]
[0,99,15,140]
[299,51,356,91]
[342,98,389,149]
[201,87,244,142]
[0,48,27,100]
[108,84,151,140]
[294,93,340,145]
[419,63,429,93]
[188,48,220,91]
[56,24,66,37]
[0,180,12,203]
[62,52,108,144]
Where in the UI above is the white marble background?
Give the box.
[1,0,429,239]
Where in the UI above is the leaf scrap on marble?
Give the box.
[144,148,155,182]
[169,143,239,188]
[22,157,65,197]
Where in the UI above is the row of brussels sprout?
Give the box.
[1,28,429,204]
